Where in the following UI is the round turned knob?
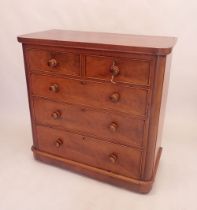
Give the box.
[109,122,118,132]
[109,92,120,103]
[51,110,61,119]
[109,153,118,163]
[80,80,87,85]
[110,63,120,76]
[48,58,58,68]
[49,84,59,93]
[55,138,63,148]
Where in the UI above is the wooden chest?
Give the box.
[18,30,176,193]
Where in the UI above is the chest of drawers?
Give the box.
[18,30,176,193]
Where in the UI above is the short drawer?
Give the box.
[30,74,148,117]
[33,98,145,148]
[36,125,142,179]
[86,55,151,85]
[26,49,80,76]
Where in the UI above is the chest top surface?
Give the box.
[18,29,176,55]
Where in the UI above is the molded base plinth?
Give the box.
[32,146,162,193]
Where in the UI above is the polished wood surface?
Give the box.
[18,29,176,193]
[33,97,145,148]
[30,74,148,116]
[26,48,80,76]
[86,55,151,85]
[36,125,142,179]
[32,146,162,193]
[18,29,176,55]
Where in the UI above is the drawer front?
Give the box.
[33,98,145,148]
[36,125,142,179]
[26,49,80,76]
[86,55,151,85]
[31,74,148,116]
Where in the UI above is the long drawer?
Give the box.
[36,125,142,179]
[30,74,148,117]
[33,97,145,148]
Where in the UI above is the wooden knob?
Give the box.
[48,58,58,68]
[55,138,63,148]
[80,80,87,85]
[109,153,118,163]
[49,84,59,93]
[51,110,61,119]
[109,122,118,132]
[109,92,120,103]
[110,62,120,76]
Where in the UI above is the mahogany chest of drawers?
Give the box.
[18,30,176,193]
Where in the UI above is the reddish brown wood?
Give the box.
[30,73,148,117]
[32,146,162,193]
[26,48,80,76]
[18,29,176,55]
[86,55,151,85]
[36,125,142,179]
[33,97,145,148]
[143,54,172,180]
[18,29,176,193]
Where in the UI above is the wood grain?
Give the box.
[86,55,151,85]
[26,48,80,76]
[30,73,148,117]
[33,97,145,148]
[18,29,177,55]
[36,125,142,179]
[18,29,176,193]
